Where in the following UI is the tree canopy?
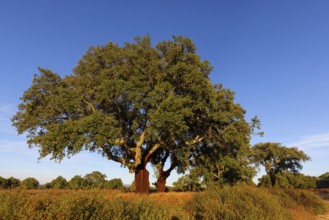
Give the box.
[12,35,257,192]
[84,171,107,188]
[50,176,68,189]
[21,177,39,189]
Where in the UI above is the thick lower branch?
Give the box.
[144,143,161,166]
[134,131,146,167]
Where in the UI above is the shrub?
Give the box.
[68,175,88,189]
[50,176,68,189]
[104,178,123,189]
[0,190,190,219]
[20,177,39,189]
[275,188,327,215]
[186,185,289,220]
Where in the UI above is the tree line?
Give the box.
[0,171,123,190]
[11,35,324,193]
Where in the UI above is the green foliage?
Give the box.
[84,171,107,189]
[253,142,310,187]
[50,176,68,189]
[20,177,39,189]
[270,188,327,215]
[0,177,20,189]
[11,35,213,175]
[186,185,327,219]
[317,172,329,188]
[258,172,316,189]
[68,175,89,189]
[0,177,6,189]
[186,185,289,220]
[319,172,329,179]
[104,178,123,189]
[172,169,203,192]
[185,86,259,187]
[12,35,257,192]
[68,172,122,190]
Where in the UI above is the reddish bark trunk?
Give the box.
[157,177,166,192]
[135,168,150,193]
[157,170,171,192]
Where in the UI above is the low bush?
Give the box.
[276,188,327,215]
[186,185,289,220]
[0,190,189,220]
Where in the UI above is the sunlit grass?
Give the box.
[0,187,327,220]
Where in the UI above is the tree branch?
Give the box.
[165,160,178,174]
[134,131,146,167]
[82,99,96,113]
[144,143,161,166]
[185,135,204,145]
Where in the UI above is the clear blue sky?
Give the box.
[1,1,328,185]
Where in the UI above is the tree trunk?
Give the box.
[269,173,276,187]
[135,168,150,193]
[157,174,167,192]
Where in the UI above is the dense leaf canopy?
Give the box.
[12,35,259,192]
[12,36,213,173]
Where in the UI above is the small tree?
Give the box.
[253,142,310,187]
[4,177,21,189]
[0,177,7,189]
[173,173,202,192]
[50,176,68,189]
[84,171,107,189]
[68,175,88,189]
[317,172,329,188]
[104,178,123,189]
[21,177,39,189]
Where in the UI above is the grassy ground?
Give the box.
[0,186,327,219]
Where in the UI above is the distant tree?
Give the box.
[319,172,329,179]
[44,182,51,189]
[104,178,123,189]
[0,176,6,189]
[84,171,107,189]
[50,176,68,189]
[21,177,39,189]
[5,177,21,189]
[253,142,310,187]
[172,172,202,192]
[316,172,329,188]
[68,175,88,189]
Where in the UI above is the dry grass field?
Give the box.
[0,186,328,219]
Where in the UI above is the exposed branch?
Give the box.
[114,137,125,145]
[82,99,96,113]
[185,135,204,145]
[144,143,161,166]
[161,151,170,166]
[134,131,146,167]
[102,146,134,172]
